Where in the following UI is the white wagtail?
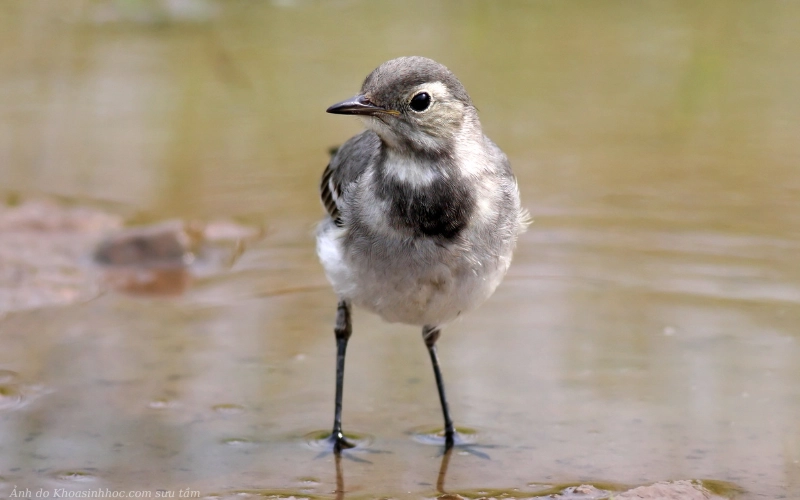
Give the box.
[317,56,527,453]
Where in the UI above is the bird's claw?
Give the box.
[329,431,356,454]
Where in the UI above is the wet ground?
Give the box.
[1,1,800,499]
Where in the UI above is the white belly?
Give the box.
[316,221,510,327]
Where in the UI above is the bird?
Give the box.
[317,56,527,453]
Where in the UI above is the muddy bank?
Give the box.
[0,200,122,314]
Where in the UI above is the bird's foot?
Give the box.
[328,431,356,454]
[409,426,499,459]
[444,432,455,451]
[304,430,388,463]
[304,429,383,460]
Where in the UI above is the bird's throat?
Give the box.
[375,153,475,240]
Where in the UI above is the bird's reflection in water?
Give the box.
[334,453,345,500]
[332,448,455,498]
[436,448,454,493]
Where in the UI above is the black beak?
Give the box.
[326,95,398,116]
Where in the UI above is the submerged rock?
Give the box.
[0,199,262,310]
[93,218,261,295]
[93,220,195,268]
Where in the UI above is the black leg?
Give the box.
[423,325,455,450]
[331,300,355,453]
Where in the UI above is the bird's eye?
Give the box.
[409,92,431,112]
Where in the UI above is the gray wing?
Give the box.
[320,131,381,226]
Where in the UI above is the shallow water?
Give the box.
[1,1,800,498]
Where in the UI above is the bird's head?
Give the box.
[327,56,478,156]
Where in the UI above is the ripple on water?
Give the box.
[302,430,373,451]
[212,403,247,415]
[0,369,20,384]
[148,398,180,410]
[408,425,479,446]
[0,384,25,410]
[51,470,99,483]
[220,436,264,447]
[0,370,26,411]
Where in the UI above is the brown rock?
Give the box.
[93,220,193,268]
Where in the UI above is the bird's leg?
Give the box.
[331,300,355,453]
[423,325,455,450]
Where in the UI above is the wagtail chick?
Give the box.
[317,56,527,453]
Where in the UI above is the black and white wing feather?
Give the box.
[320,162,341,225]
[319,131,381,227]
